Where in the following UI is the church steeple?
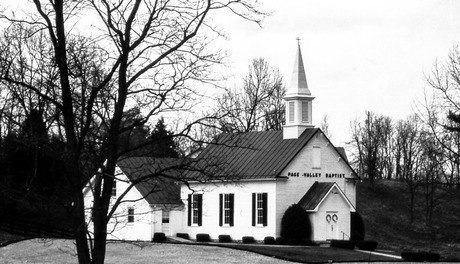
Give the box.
[283,41,315,139]
[288,40,311,96]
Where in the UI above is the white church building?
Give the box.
[84,44,359,242]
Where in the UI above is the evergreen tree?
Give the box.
[148,117,179,158]
[117,107,151,157]
[21,109,48,143]
[0,111,70,218]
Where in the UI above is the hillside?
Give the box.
[356,179,460,261]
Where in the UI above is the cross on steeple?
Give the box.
[296,37,301,45]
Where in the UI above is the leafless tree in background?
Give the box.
[218,57,285,132]
[349,111,392,187]
[320,114,332,140]
[394,115,423,222]
[422,47,460,188]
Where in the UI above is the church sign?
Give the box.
[287,172,346,178]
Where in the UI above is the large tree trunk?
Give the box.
[74,196,91,264]
[65,158,91,264]
[92,205,108,264]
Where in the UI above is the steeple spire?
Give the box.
[288,41,311,96]
[283,40,315,139]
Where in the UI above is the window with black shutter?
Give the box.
[188,194,202,226]
[219,193,234,226]
[252,192,267,227]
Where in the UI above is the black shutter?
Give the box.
[251,193,256,226]
[219,194,223,226]
[197,194,203,226]
[229,194,234,227]
[187,194,191,226]
[262,193,268,226]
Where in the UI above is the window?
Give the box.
[127,208,134,223]
[111,180,117,196]
[252,193,267,226]
[187,194,202,226]
[289,102,295,123]
[302,101,309,123]
[162,210,170,224]
[219,193,234,226]
[313,146,321,168]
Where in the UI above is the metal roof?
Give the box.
[297,181,335,211]
[297,181,356,212]
[117,157,183,205]
[335,147,349,163]
[187,128,319,180]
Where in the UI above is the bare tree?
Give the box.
[0,1,265,263]
[348,111,392,187]
[420,46,460,189]
[394,115,424,222]
[379,116,394,180]
[218,57,285,132]
[419,131,446,226]
[320,114,332,140]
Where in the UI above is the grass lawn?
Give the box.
[0,238,291,264]
[1,234,401,264]
[222,243,398,263]
[358,179,460,261]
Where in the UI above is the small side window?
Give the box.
[128,208,134,223]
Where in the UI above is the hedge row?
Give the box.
[152,232,166,242]
[242,236,255,244]
[355,240,378,251]
[167,233,376,251]
[330,240,378,251]
[264,236,276,245]
[330,240,355,250]
[196,233,211,242]
[174,233,317,246]
[401,251,440,262]
[218,235,232,243]
[176,233,189,239]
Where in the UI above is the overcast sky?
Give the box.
[2,0,460,147]
[212,0,460,146]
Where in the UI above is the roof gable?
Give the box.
[298,181,355,212]
[189,128,319,180]
[117,157,183,205]
[319,129,360,180]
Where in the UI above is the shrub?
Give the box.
[242,236,255,244]
[176,233,189,239]
[401,252,440,262]
[196,233,211,242]
[300,238,318,246]
[264,236,275,245]
[330,240,355,250]
[275,237,286,245]
[350,211,365,240]
[218,234,232,243]
[355,240,378,251]
[287,238,298,245]
[152,232,166,242]
[424,252,441,262]
[280,204,312,241]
